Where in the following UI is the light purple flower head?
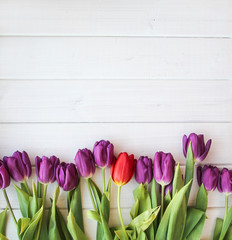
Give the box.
[35,155,60,184]
[0,160,10,189]
[135,156,152,184]
[154,152,175,186]
[183,133,212,162]
[56,162,79,191]
[75,148,95,178]
[93,140,114,168]
[218,168,232,195]
[197,165,219,191]
[3,151,32,182]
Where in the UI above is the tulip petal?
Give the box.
[199,139,212,162]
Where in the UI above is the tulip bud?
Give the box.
[111,152,136,186]
[93,140,114,168]
[0,160,11,189]
[165,182,173,196]
[75,148,95,178]
[135,156,152,184]
[197,165,219,191]
[3,151,32,182]
[56,162,79,191]
[183,133,212,162]
[35,155,60,184]
[154,151,175,186]
[218,168,232,195]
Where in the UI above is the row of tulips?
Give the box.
[0,134,231,240]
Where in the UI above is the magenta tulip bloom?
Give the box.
[93,140,114,168]
[165,182,173,196]
[218,168,232,195]
[56,162,79,191]
[135,156,152,184]
[75,148,95,178]
[197,165,219,191]
[3,151,32,182]
[35,155,60,184]
[154,152,175,186]
[0,160,10,189]
[183,133,212,162]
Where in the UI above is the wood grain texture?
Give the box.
[0,37,231,80]
[0,0,231,37]
[0,80,231,123]
[0,123,230,165]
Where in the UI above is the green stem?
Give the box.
[102,168,106,193]
[24,178,31,195]
[161,185,165,218]
[37,181,41,198]
[224,194,229,219]
[86,178,98,212]
[2,189,17,226]
[35,184,47,240]
[117,186,129,240]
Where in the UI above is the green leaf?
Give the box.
[48,185,61,240]
[213,218,223,240]
[129,207,160,234]
[56,208,72,240]
[172,164,183,197]
[130,199,139,220]
[86,210,101,222]
[219,204,232,240]
[195,184,208,212]
[20,206,44,240]
[28,182,39,218]
[89,178,102,212]
[151,178,159,234]
[14,184,30,217]
[138,231,148,240]
[67,182,84,233]
[156,180,192,240]
[99,208,113,240]
[182,207,205,239]
[0,208,7,235]
[37,182,41,198]
[164,192,172,210]
[67,210,87,240]
[0,233,8,240]
[184,143,194,203]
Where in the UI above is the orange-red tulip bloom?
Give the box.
[111,152,136,186]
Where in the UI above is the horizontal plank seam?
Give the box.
[0,35,231,39]
[1,122,232,124]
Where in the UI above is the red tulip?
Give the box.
[111,152,136,186]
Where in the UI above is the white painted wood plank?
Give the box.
[0,0,231,37]
[0,166,231,209]
[2,207,229,239]
[0,37,231,80]
[0,123,230,165]
[0,80,231,122]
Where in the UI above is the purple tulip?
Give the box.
[56,162,79,191]
[183,133,212,162]
[154,152,175,186]
[75,148,95,178]
[165,182,173,196]
[135,156,152,184]
[218,168,232,194]
[0,160,10,189]
[35,155,60,184]
[197,165,219,191]
[93,140,114,168]
[3,151,32,182]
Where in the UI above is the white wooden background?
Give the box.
[0,0,232,239]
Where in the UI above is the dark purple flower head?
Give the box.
[197,165,219,191]
[154,152,175,186]
[0,160,10,189]
[35,155,60,184]
[183,133,212,162]
[218,168,232,195]
[75,148,95,178]
[93,140,114,168]
[3,151,32,182]
[135,156,152,184]
[56,162,79,191]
